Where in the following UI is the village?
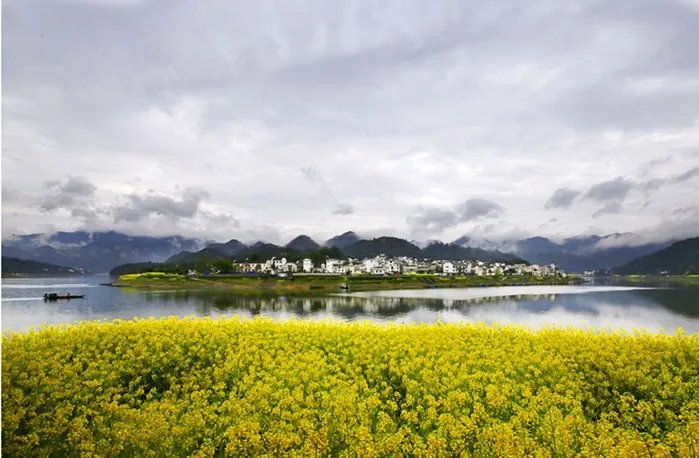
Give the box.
[191,254,566,278]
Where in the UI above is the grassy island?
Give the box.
[3,318,698,456]
[115,272,580,295]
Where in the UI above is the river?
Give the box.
[2,274,698,333]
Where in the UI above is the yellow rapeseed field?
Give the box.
[2,318,698,457]
[118,272,186,282]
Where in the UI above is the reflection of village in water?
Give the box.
[133,287,699,327]
[139,290,634,321]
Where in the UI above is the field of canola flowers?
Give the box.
[3,318,699,457]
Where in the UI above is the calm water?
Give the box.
[2,275,698,333]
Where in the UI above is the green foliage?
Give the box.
[3,319,699,456]
[307,246,344,266]
[212,259,234,274]
[109,262,181,277]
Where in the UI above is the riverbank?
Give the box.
[114,272,580,296]
[612,274,699,287]
[3,318,697,456]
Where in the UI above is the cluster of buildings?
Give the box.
[204,254,564,277]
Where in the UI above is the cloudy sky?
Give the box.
[3,0,699,244]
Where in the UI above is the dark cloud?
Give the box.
[60,176,97,195]
[333,203,354,215]
[550,168,699,219]
[583,177,634,217]
[407,206,459,234]
[584,177,633,202]
[545,188,581,210]
[455,198,503,222]
[408,198,503,236]
[40,176,96,212]
[591,202,624,218]
[643,166,699,191]
[112,188,209,223]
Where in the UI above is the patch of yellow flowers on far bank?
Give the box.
[3,318,698,457]
[118,272,185,282]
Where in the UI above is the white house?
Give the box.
[325,258,340,274]
[385,260,400,274]
[302,258,313,272]
[443,262,457,275]
[273,257,287,271]
[363,258,376,272]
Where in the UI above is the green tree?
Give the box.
[213,259,234,274]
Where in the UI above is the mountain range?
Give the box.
[615,237,699,275]
[453,233,672,273]
[162,234,526,267]
[2,231,202,273]
[2,230,688,273]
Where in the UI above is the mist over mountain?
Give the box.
[422,242,525,264]
[452,233,672,272]
[2,231,202,273]
[4,229,684,274]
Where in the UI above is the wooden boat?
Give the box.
[43,293,85,301]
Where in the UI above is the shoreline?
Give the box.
[113,272,582,296]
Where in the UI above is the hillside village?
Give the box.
[193,254,565,278]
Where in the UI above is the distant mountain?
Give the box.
[325,231,360,249]
[205,239,247,256]
[166,241,294,265]
[422,242,525,263]
[2,256,89,277]
[166,247,231,264]
[515,237,562,255]
[235,242,289,261]
[16,228,674,275]
[2,231,202,273]
[451,236,508,252]
[286,235,320,252]
[453,233,671,272]
[615,237,699,275]
[343,237,423,258]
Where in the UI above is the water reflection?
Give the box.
[2,276,698,333]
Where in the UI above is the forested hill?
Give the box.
[614,237,699,275]
[2,256,89,277]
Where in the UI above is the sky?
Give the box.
[2,0,699,245]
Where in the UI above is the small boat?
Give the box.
[43,293,85,301]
